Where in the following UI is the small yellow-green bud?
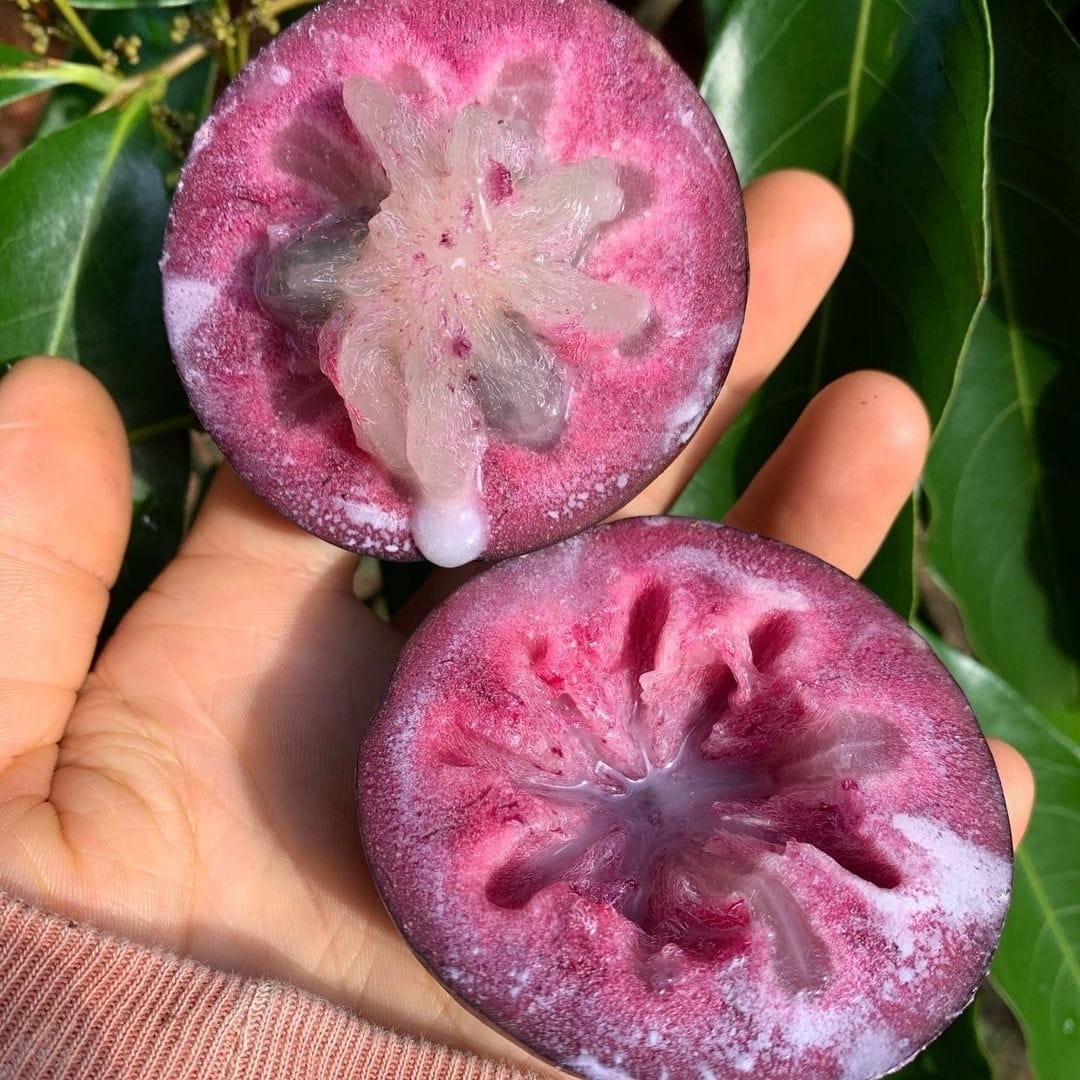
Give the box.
[169,15,191,44]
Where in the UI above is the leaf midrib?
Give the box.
[809,0,873,391]
[45,104,145,357]
[1013,843,1080,1011]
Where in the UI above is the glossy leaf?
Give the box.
[0,103,184,425]
[107,433,190,634]
[930,640,1080,1080]
[700,0,735,38]
[0,42,33,68]
[700,0,990,418]
[924,0,1080,713]
[32,84,99,140]
[0,44,118,108]
[0,44,41,108]
[0,103,189,614]
[859,498,917,614]
[682,0,993,615]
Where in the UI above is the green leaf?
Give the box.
[929,640,1080,1080]
[0,103,189,614]
[923,0,1080,713]
[670,379,763,519]
[107,433,189,634]
[687,0,992,615]
[32,84,99,140]
[700,0,736,39]
[893,1002,991,1079]
[0,44,44,107]
[0,44,118,108]
[700,0,990,419]
[0,43,34,68]
[860,498,917,617]
[0,103,184,425]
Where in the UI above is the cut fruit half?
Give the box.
[162,0,747,565]
[358,518,1012,1079]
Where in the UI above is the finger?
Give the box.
[182,464,357,582]
[121,464,391,659]
[620,168,853,517]
[87,463,403,866]
[101,465,402,728]
[0,358,130,771]
[987,738,1035,849]
[724,370,931,578]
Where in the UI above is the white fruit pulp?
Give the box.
[300,76,648,565]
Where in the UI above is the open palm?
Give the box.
[0,171,1033,1075]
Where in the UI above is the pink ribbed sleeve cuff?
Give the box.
[0,889,532,1079]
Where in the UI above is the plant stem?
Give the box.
[237,22,250,69]
[127,413,196,445]
[215,0,238,78]
[93,43,207,113]
[91,0,316,114]
[52,0,107,63]
[0,58,121,95]
[54,60,121,94]
[197,56,221,117]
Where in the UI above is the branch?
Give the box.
[91,0,316,114]
[0,58,121,96]
[93,43,207,114]
[127,413,196,445]
[52,0,107,63]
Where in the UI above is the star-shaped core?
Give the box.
[260,76,649,565]
[451,593,905,992]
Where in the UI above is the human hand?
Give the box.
[0,170,1034,1075]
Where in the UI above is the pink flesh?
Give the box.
[162,0,746,562]
[359,519,1012,1080]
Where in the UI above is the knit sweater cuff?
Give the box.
[0,888,530,1079]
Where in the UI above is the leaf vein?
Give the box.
[45,106,145,357]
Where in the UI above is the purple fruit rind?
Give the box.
[162,0,747,562]
[358,518,1012,1080]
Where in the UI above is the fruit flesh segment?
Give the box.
[257,75,650,566]
[460,584,904,992]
